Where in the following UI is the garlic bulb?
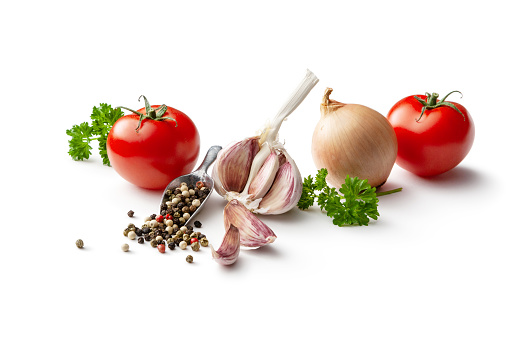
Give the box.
[211,225,240,265]
[312,88,398,188]
[212,70,319,214]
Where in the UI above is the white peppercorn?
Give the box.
[180,226,188,233]
[182,190,190,198]
[121,244,129,252]
[183,212,190,220]
[192,199,201,207]
[155,235,163,242]
[179,241,187,250]
[128,231,136,240]
[188,189,195,196]
[165,219,174,227]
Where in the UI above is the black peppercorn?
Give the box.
[138,237,145,244]
[150,214,157,219]
[142,227,150,234]
[145,235,152,242]
[168,242,175,250]
[187,225,194,231]
[160,209,167,216]
[177,202,185,209]
[194,221,202,228]
[198,233,206,239]
[135,228,143,236]
[127,210,135,217]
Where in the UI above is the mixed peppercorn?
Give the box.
[122,182,210,263]
[159,181,210,227]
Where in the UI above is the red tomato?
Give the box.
[107,103,200,189]
[387,92,474,177]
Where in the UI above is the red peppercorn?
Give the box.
[156,215,164,223]
[190,238,198,244]
[157,244,166,253]
[196,181,204,189]
[165,214,172,220]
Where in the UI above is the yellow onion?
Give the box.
[311,88,398,188]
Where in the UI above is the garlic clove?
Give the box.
[213,137,260,193]
[224,199,276,248]
[256,150,302,215]
[247,149,279,200]
[211,225,240,265]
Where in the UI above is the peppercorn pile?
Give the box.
[159,181,210,226]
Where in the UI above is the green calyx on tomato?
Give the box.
[117,95,177,132]
[414,91,465,122]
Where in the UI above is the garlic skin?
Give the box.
[247,149,279,200]
[312,87,398,188]
[211,225,240,265]
[256,150,302,215]
[212,70,319,215]
[214,137,260,193]
[224,199,276,248]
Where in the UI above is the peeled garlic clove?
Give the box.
[224,199,276,248]
[211,225,240,266]
[214,137,260,193]
[256,150,302,215]
[247,149,279,200]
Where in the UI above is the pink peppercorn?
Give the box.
[157,244,166,253]
[156,215,164,223]
[190,238,198,244]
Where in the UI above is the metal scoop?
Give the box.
[159,145,222,227]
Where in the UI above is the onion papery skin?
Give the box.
[311,88,398,188]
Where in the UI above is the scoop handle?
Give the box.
[194,145,222,174]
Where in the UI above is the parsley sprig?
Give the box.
[66,103,123,166]
[298,168,402,226]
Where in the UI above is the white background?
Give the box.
[1,1,508,338]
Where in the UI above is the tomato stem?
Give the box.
[414,91,465,122]
[116,95,177,133]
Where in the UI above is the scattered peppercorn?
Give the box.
[194,220,202,228]
[138,237,145,244]
[186,255,194,263]
[127,210,135,217]
[76,239,84,249]
[121,244,129,252]
[128,231,136,240]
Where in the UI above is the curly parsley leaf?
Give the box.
[298,169,400,226]
[297,174,317,210]
[91,104,123,136]
[66,122,94,161]
[66,103,123,166]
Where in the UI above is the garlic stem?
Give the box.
[259,69,319,145]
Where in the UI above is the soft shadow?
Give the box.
[241,244,283,258]
[413,166,486,190]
